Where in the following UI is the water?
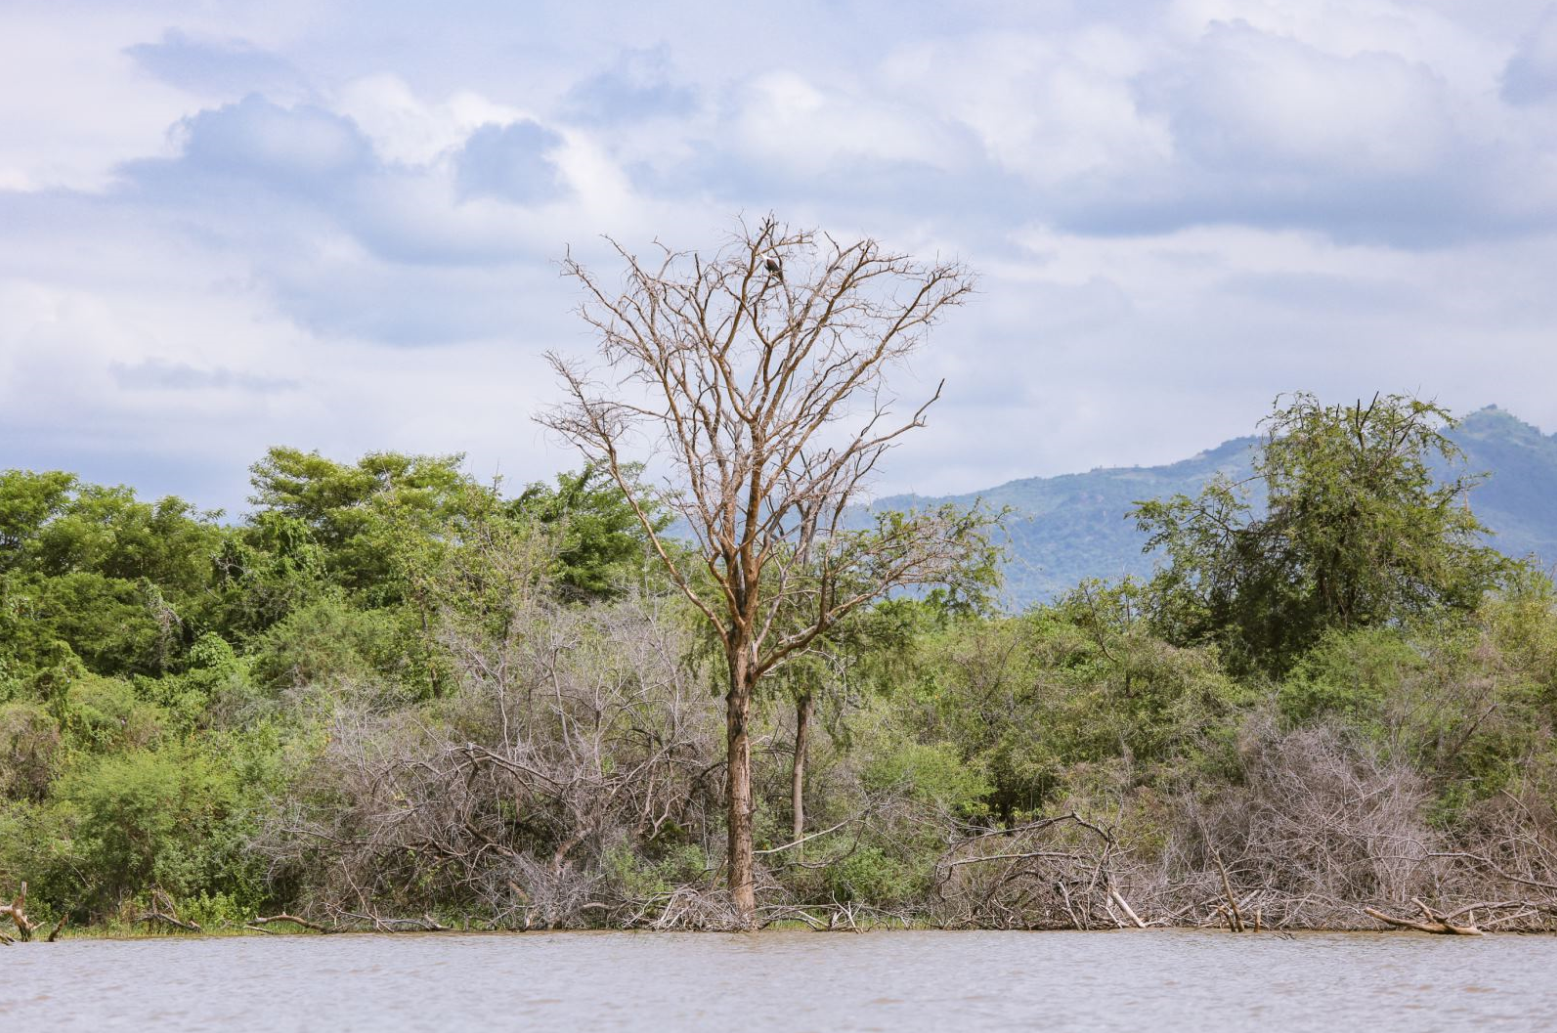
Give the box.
[3,930,1553,1032]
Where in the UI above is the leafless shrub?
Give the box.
[1433,776,1557,929]
[1160,714,1439,928]
[931,813,1129,930]
[256,589,723,928]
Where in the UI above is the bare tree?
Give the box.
[543,215,985,924]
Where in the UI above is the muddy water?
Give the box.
[4,929,1553,1032]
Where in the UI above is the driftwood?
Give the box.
[1210,851,1246,932]
[1109,886,1146,929]
[246,913,337,934]
[134,890,202,933]
[134,911,202,932]
[1,882,39,942]
[1363,898,1483,936]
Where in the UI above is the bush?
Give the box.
[825,847,917,905]
[53,675,167,753]
[59,747,252,908]
[1279,627,1422,728]
[0,701,61,801]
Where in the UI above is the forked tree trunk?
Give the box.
[726,657,757,925]
[792,693,813,844]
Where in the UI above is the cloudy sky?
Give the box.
[4,0,1556,512]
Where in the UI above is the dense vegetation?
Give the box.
[3,395,1556,935]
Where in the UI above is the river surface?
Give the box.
[3,930,1553,1032]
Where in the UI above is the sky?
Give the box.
[3,0,1557,514]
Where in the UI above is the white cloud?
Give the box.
[1162,23,1454,177]
[729,71,962,177]
[882,30,1173,187]
[3,0,1557,514]
[333,74,530,165]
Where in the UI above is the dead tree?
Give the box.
[544,215,983,925]
[1,882,38,942]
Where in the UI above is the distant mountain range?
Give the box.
[869,406,1557,608]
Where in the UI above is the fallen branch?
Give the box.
[135,889,202,933]
[246,913,336,934]
[1,882,39,942]
[135,910,202,932]
[1363,899,1482,936]
[1211,852,1245,932]
[1110,887,1146,929]
[754,816,857,856]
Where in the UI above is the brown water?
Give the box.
[3,930,1553,1032]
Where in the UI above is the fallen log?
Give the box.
[1363,898,1482,936]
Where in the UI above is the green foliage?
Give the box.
[605,843,710,901]
[0,701,60,802]
[1279,626,1424,728]
[249,594,405,693]
[54,675,167,753]
[247,446,489,602]
[1134,393,1513,675]
[511,463,665,599]
[825,847,917,904]
[58,746,253,906]
[863,739,991,812]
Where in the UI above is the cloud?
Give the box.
[455,121,569,204]
[172,95,373,186]
[332,74,529,166]
[1021,20,1555,246]
[5,0,1557,516]
[124,29,304,98]
[1502,6,1557,103]
[562,46,699,123]
[1160,23,1453,177]
[110,358,300,393]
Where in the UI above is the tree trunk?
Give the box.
[792,693,813,845]
[726,658,757,926]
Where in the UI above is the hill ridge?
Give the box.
[866,405,1556,607]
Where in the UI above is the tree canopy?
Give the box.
[1133,393,1512,675]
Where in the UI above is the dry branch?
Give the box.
[1362,898,1482,936]
[247,913,336,934]
[1,882,39,942]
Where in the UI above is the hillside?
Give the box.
[869,406,1557,608]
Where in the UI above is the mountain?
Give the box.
[868,406,1557,609]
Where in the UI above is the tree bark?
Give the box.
[726,660,756,926]
[792,693,813,846]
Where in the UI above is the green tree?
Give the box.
[510,463,666,599]
[247,448,483,601]
[1133,393,1512,675]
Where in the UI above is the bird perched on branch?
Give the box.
[764,257,783,283]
